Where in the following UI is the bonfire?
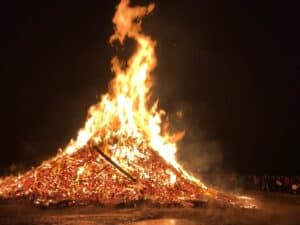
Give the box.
[0,0,255,208]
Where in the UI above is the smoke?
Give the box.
[162,100,224,179]
[179,138,223,174]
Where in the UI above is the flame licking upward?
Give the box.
[63,0,200,186]
[0,0,256,208]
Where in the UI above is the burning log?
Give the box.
[91,145,136,182]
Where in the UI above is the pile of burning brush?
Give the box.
[0,0,256,209]
[0,141,254,208]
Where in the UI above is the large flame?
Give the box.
[62,0,201,187]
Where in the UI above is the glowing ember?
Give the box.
[0,0,256,208]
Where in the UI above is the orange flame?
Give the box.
[61,0,203,187]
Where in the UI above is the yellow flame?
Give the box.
[62,0,203,187]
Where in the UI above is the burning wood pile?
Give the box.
[0,140,254,208]
[0,141,203,206]
[0,0,255,208]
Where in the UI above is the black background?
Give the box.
[0,1,299,174]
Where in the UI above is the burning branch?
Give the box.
[91,145,136,182]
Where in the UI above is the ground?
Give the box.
[0,192,299,225]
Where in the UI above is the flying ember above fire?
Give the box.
[0,0,256,208]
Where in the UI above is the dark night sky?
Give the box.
[0,1,299,175]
